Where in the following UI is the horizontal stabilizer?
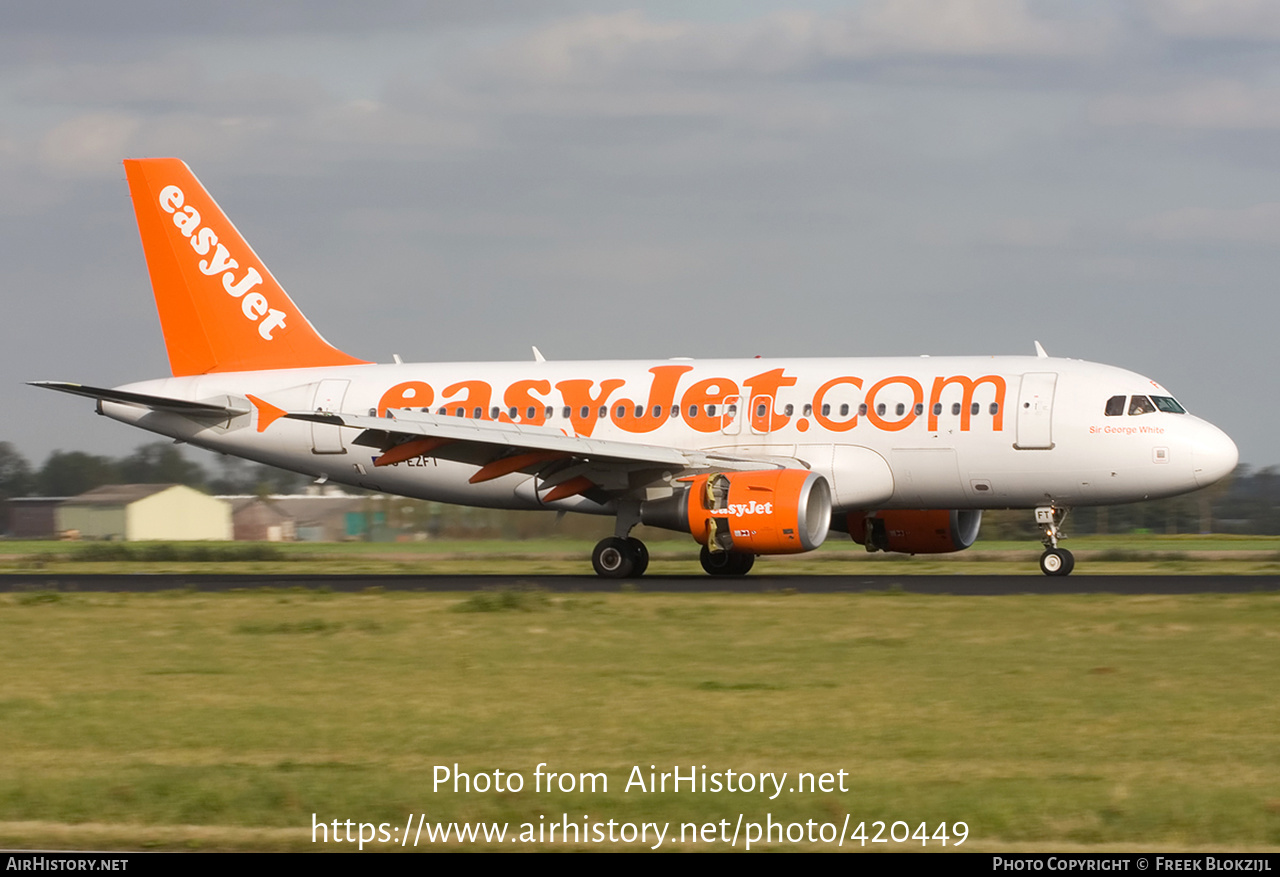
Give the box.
[30,382,248,417]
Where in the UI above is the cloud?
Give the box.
[1130,202,1280,245]
[2,0,570,38]
[38,112,141,177]
[485,2,1110,86]
[1143,0,1280,41]
[841,0,1108,59]
[980,217,1082,249]
[22,60,328,116]
[1092,80,1280,129]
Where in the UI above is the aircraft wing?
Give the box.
[29,381,249,417]
[284,408,797,497]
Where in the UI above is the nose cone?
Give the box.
[1190,421,1239,488]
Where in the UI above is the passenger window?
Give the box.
[436,406,447,415]
[707,404,717,417]
[598,406,607,419]
[508,406,518,418]
[653,405,662,417]
[544,406,553,419]
[756,403,767,417]
[876,403,886,416]
[455,407,464,417]
[821,403,831,416]
[970,402,979,416]
[914,403,924,416]
[839,403,849,416]
[669,405,679,419]
[989,403,999,415]
[474,407,483,419]
[1105,395,1125,417]
[803,404,813,417]
[490,407,501,419]
[616,405,627,418]
[951,402,961,415]
[895,403,905,416]
[562,407,571,419]
[635,405,644,418]
[858,404,867,416]
[784,404,794,417]
[1129,395,1156,416]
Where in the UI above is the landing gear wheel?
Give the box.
[1039,548,1074,577]
[593,537,635,578]
[700,546,755,576]
[626,538,649,577]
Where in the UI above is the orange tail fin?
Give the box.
[124,158,369,376]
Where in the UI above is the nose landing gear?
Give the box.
[1036,506,1074,576]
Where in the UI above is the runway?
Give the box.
[0,573,1277,594]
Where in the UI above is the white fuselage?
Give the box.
[100,354,1238,516]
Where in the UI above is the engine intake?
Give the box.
[641,469,831,554]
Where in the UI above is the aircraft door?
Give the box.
[1015,372,1057,450]
[310,379,350,454]
[721,395,742,435]
[750,395,774,435]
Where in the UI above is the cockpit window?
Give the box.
[1128,395,1156,416]
[1104,395,1125,416]
[1151,395,1186,414]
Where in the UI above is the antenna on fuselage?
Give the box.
[1034,341,1048,358]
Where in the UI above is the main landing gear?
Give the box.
[591,536,649,578]
[590,504,756,578]
[699,546,755,577]
[1036,506,1074,576]
[589,536,757,578]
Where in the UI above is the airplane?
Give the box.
[33,158,1239,577]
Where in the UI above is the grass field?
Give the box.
[1,533,1278,577]
[1,587,1278,851]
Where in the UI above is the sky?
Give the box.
[2,0,1277,470]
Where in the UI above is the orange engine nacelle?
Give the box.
[847,509,982,555]
[641,469,832,555]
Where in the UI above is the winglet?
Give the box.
[124,158,370,376]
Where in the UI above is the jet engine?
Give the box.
[641,469,831,554]
[846,509,982,554]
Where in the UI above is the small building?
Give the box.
[216,490,368,541]
[260,493,368,541]
[5,497,68,538]
[225,496,297,542]
[57,484,231,541]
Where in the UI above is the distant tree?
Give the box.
[0,442,34,533]
[36,451,121,497]
[0,442,32,500]
[205,454,306,495]
[251,464,307,495]
[119,442,206,487]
